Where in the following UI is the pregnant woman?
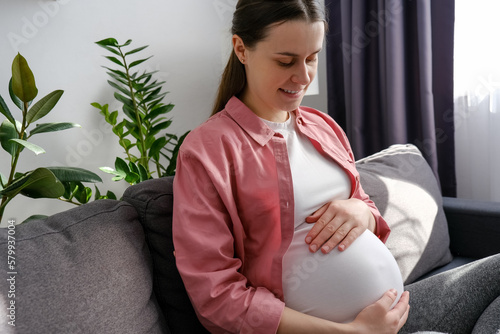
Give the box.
[172,1,500,333]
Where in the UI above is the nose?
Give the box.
[291,62,312,85]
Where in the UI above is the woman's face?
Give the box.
[234,20,325,122]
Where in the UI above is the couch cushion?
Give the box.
[356,144,453,284]
[123,178,209,334]
[0,199,167,334]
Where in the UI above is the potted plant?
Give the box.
[91,38,188,192]
[0,54,102,224]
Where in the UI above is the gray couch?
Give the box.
[1,144,499,333]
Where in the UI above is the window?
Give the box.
[454,0,500,202]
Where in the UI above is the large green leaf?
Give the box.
[9,78,23,111]
[0,120,19,156]
[0,95,15,124]
[0,168,64,199]
[11,53,38,103]
[26,90,64,124]
[115,157,130,175]
[46,167,102,183]
[30,122,80,136]
[10,139,45,155]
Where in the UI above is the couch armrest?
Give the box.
[443,196,500,259]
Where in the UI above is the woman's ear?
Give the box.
[232,34,247,64]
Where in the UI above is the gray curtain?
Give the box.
[326,0,456,197]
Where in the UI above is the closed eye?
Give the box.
[278,60,295,67]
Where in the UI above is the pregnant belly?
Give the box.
[282,228,404,323]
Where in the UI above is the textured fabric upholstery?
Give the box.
[356,144,453,284]
[0,199,167,333]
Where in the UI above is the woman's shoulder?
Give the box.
[180,110,244,155]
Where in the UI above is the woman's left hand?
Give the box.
[305,198,376,253]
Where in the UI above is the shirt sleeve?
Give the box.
[172,149,285,334]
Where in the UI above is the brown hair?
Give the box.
[211,0,328,116]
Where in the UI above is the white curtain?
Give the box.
[454,0,500,202]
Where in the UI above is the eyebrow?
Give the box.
[275,49,322,57]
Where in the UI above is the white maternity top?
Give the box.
[261,113,404,323]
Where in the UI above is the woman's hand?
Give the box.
[350,289,410,334]
[277,290,410,334]
[305,198,376,253]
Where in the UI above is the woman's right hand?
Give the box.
[349,289,410,333]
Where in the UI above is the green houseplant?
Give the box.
[92,38,188,188]
[0,54,102,224]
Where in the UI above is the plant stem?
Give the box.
[119,136,134,163]
[0,196,13,223]
[7,102,28,185]
[118,46,149,174]
[57,198,82,206]
[0,101,29,223]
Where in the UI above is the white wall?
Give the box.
[0,0,328,224]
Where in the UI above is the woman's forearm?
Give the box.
[277,307,354,334]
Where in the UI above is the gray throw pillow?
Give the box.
[356,144,453,284]
[0,200,167,334]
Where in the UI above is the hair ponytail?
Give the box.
[211,52,246,116]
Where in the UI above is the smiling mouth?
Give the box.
[281,89,301,94]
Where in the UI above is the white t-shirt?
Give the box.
[262,113,404,323]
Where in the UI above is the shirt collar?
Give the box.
[225,96,276,146]
[224,96,313,146]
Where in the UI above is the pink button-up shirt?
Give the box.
[172,97,390,334]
